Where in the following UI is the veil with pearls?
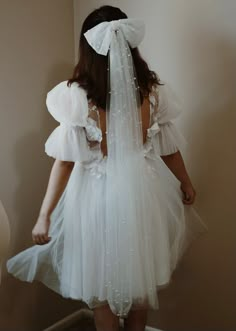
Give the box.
[84,19,159,315]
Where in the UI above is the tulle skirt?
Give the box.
[7,153,208,317]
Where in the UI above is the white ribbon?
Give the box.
[84,18,145,56]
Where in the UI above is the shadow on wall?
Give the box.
[188,33,236,217]
[186,32,236,330]
[0,63,87,331]
[148,30,236,330]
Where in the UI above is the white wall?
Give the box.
[73,1,236,330]
[0,1,86,330]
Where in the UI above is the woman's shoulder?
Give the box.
[46,81,88,126]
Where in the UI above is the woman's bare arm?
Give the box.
[32,159,74,245]
[161,151,196,205]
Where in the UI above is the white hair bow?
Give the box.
[84,18,145,55]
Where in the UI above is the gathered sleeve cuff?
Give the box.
[154,122,186,156]
[45,124,91,162]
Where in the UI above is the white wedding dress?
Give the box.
[7,80,207,316]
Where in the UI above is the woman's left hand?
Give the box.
[180,181,196,205]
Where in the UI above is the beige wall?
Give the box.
[73,1,236,330]
[0,1,84,330]
[1,1,235,330]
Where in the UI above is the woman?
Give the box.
[7,5,207,331]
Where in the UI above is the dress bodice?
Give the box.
[45,80,186,172]
[84,87,160,159]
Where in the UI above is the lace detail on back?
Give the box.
[149,85,160,124]
[84,86,160,152]
[84,102,103,149]
[88,103,100,126]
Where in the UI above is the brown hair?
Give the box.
[68,5,162,109]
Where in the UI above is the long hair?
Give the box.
[68,5,162,109]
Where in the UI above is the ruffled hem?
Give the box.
[145,119,187,157]
[6,157,208,317]
[155,122,187,156]
[45,124,92,162]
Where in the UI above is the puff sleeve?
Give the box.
[45,81,91,161]
[151,83,187,156]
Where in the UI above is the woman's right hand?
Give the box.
[32,215,51,245]
[31,160,74,245]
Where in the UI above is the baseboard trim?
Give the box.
[43,308,161,331]
[43,309,93,331]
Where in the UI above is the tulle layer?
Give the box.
[7,154,207,317]
[45,124,101,162]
